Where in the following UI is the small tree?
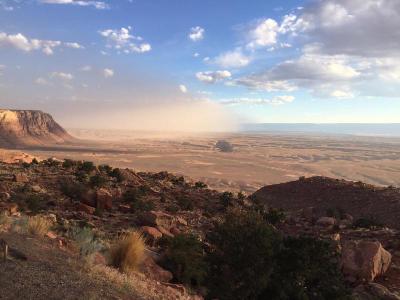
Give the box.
[206,210,281,300]
[160,234,208,287]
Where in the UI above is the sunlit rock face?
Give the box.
[0,109,74,146]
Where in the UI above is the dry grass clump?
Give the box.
[109,230,146,274]
[27,215,52,236]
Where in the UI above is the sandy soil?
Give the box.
[7,129,400,193]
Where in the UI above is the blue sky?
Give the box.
[0,0,400,129]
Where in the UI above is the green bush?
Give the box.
[206,210,281,300]
[160,234,208,287]
[353,217,383,229]
[79,161,96,173]
[75,171,90,183]
[177,196,194,211]
[219,191,234,208]
[194,181,208,189]
[69,226,103,257]
[110,168,124,182]
[90,174,108,188]
[11,192,49,213]
[261,237,350,300]
[99,164,113,174]
[60,180,88,200]
[62,159,78,169]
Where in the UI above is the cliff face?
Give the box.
[0,109,74,146]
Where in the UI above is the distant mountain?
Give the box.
[0,109,74,147]
[240,123,400,137]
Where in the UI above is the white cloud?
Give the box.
[247,19,279,49]
[179,84,187,93]
[51,72,74,81]
[188,26,204,42]
[65,42,84,49]
[103,68,114,78]
[220,95,295,106]
[80,65,92,72]
[214,49,251,68]
[196,70,231,83]
[99,27,151,54]
[237,0,400,99]
[39,0,108,9]
[35,77,49,85]
[0,31,83,55]
[193,52,200,58]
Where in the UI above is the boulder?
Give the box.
[157,226,174,238]
[141,226,162,245]
[77,203,95,215]
[81,190,96,207]
[13,173,29,183]
[0,192,10,201]
[139,211,175,230]
[142,256,173,282]
[31,185,42,193]
[316,217,336,227]
[353,283,400,300]
[96,188,113,211]
[341,240,392,282]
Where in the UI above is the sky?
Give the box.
[0,0,400,130]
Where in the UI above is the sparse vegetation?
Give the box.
[110,231,146,274]
[90,174,108,188]
[79,161,96,173]
[194,181,207,189]
[353,217,384,229]
[177,196,194,211]
[69,226,104,258]
[60,180,88,200]
[27,215,52,236]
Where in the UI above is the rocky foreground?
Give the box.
[0,157,400,299]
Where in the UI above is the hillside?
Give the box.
[0,109,74,147]
[1,159,400,299]
[251,176,400,229]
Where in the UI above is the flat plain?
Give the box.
[23,129,400,193]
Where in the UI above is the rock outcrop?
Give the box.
[341,240,392,282]
[0,109,74,146]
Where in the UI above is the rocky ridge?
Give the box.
[1,158,400,299]
[0,109,73,146]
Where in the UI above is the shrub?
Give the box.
[69,226,103,257]
[237,192,246,201]
[353,217,383,229]
[75,171,90,183]
[177,196,194,211]
[326,207,346,220]
[62,159,78,169]
[171,176,185,185]
[215,140,234,152]
[131,198,155,212]
[90,174,108,188]
[99,164,113,174]
[160,234,207,287]
[109,231,146,273]
[264,207,286,225]
[31,158,39,165]
[27,215,52,236]
[60,180,88,200]
[79,161,96,173]
[194,181,208,189]
[11,192,49,213]
[110,168,124,182]
[206,210,281,300]
[261,237,350,300]
[219,191,234,208]
[43,158,61,167]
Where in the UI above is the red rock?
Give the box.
[316,217,336,227]
[91,252,107,266]
[81,190,96,207]
[96,188,113,211]
[141,226,162,241]
[170,227,181,235]
[157,226,174,238]
[13,173,29,183]
[46,231,57,239]
[78,203,95,215]
[139,211,175,229]
[142,256,173,282]
[341,240,392,282]
[118,204,131,213]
